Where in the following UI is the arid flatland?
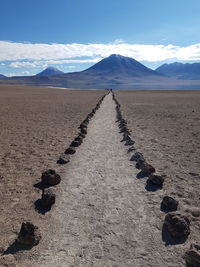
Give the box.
[0,87,200,266]
[0,85,105,266]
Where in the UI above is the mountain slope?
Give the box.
[36,67,64,76]
[83,54,163,77]
[156,62,200,80]
[0,74,6,79]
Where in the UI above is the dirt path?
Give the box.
[34,93,184,267]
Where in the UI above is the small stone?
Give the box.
[40,188,55,209]
[41,169,61,186]
[185,243,200,266]
[135,158,145,169]
[17,222,41,246]
[65,146,76,155]
[57,156,70,165]
[140,162,156,176]
[125,139,135,146]
[130,152,144,162]
[162,196,178,210]
[164,212,190,239]
[70,140,81,147]
[79,132,86,138]
[74,136,83,143]
[81,127,87,135]
[128,146,136,153]
[120,126,128,133]
[79,122,88,129]
[148,174,164,186]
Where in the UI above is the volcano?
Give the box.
[36,66,64,76]
[82,54,162,78]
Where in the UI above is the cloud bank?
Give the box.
[1,41,200,64]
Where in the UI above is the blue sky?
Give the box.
[1,0,200,76]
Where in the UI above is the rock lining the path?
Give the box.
[40,188,56,210]
[148,174,164,186]
[17,222,41,246]
[162,196,178,211]
[164,212,190,239]
[41,169,61,186]
[185,243,200,266]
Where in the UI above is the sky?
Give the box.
[1,0,200,76]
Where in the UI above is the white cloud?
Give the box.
[8,58,103,69]
[45,58,103,64]
[1,41,200,63]
[22,71,31,75]
[9,61,38,68]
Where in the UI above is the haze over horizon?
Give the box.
[1,0,200,77]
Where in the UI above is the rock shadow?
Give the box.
[162,224,188,246]
[34,181,51,190]
[145,180,162,192]
[34,199,51,215]
[127,147,135,153]
[3,240,32,255]
[136,171,148,179]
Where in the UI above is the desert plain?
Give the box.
[0,85,199,266]
[0,85,105,266]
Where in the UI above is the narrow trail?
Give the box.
[35,93,178,267]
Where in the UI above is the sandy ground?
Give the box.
[0,88,199,266]
[8,93,191,267]
[0,85,105,266]
[116,90,200,265]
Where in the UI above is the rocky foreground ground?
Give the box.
[0,85,105,266]
[0,87,199,266]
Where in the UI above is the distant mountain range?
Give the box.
[156,62,200,80]
[1,55,200,89]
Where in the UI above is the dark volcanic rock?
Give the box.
[70,140,81,147]
[162,196,178,211]
[148,174,164,186]
[130,152,144,162]
[136,158,145,169]
[81,127,87,135]
[57,155,70,165]
[74,136,83,143]
[164,213,190,239]
[185,243,200,266]
[140,162,155,176]
[79,122,88,129]
[17,222,41,246]
[79,132,86,138]
[125,138,135,146]
[41,169,61,185]
[40,188,55,209]
[65,146,76,155]
[120,126,128,133]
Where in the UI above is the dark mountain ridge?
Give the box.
[156,62,200,80]
[0,74,6,79]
